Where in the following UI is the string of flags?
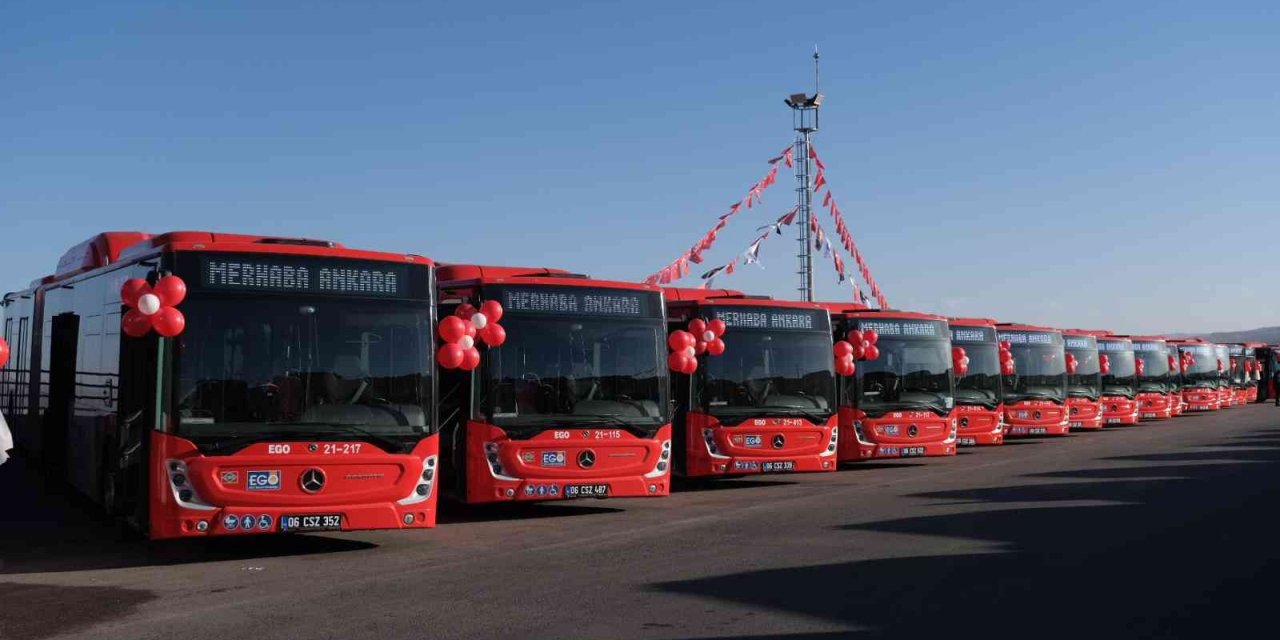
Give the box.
[808,144,889,308]
[642,147,791,285]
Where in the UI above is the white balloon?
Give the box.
[861,340,871,349]
[684,346,696,358]
[471,313,488,330]
[703,330,715,342]
[137,293,161,316]
[458,335,475,350]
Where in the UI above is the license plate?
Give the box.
[958,437,977,446]
[761,460,795,472]
[1106,418,1122,424]
[900,446,926,457]
[1068,422,1083,428]
[279,514,343,533]
[1029,427,1047,435]
[744,435,763,448]
[564,484,610,498]
[1141,413,1157,419]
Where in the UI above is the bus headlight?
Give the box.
[399,455,439,506]
[167,460,215,511]
[646,441,673,478]
[821,428,838,456]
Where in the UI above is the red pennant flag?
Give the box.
[779,208,798,226]
[726,258,737,275]
[689,250,704,265]
[784,148,794,168]
[813,171,826,192]
[809,146,826,171]
[822,191,832,208]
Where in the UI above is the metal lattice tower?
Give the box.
[785,49,823,302]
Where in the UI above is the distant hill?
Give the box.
[1169,326,1280,345]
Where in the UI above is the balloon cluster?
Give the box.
[1216,358,1224,373]
[0,336,8,368]
[1099,354,1111,375]
[1179,351,1193,374]
[999,340,1016,375]
[1229,359,1237,372]
[832,330,879,378]
[121,276,187,338]
[667,318,727,374]
[951,346,969,377]
[1167,354,1177,371]
[1065,352,1078,375]
[437,301,506,371]
[1135,357,1145,377]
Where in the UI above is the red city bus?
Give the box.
[1095,334,1140,426]
[1227,343,1257,406]
[434,265,671,503]
[996,324,1069,436]
[1242,342,1265,403]
[1170,339,1221,411]
[1165,341,1186,416]
[1258,345,1280,403]
[662,288,838,476]
[0,231,439,539]
[948,318,1005,446]
[1125,336,1176,421]
[1215,343,1235,408]
[825,306,958,460]
[1061,330,1103,430]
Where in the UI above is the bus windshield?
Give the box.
[1180,345,1218,388]
[701,330,835,422]
[1005,344,1066,403]
[174,295,434,452]
[1100,346,1137,398]
[850,338,953,415]
[1065,346,1101,400]
[954,342,1001,408]
[1133,342,1171,393]
[481,314,668,434]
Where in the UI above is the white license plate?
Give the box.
[762,460,795,472]
[564,484,610,498]
[899,446,926,457]
[1106,418,1123,424]
[1068,422,1083,428]
[958,437,977,446]
[1029,427,1047,435]
[279,514,342,533]
[1141,413,1157,419]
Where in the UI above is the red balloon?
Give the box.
[668,351,691,372]
[455,304,477,319]
[707,319,727,338]
[122,309,153,338]
[956,364,968,377]
[460,347,482,371]
[688,318,707,337]
[479,322,507,347]
[847,330,864,346]
[851,343,865,360]
[863,345,880,361]
[694,340,708,355]
[681,356,699,375]
[837,357,856,377]
[834,341,854,358]
[1001,361,1016,375]
[439,316,467,343]
[0,337,8,368]
[121,278,151,308]
[668,330,695,352]
[863,330,878,346]
[999,350,1013,363]
[436,343,465,369]
[152,307,186,337]
[480,300,504,323]
[707,338,726,356]
[152,275,187,307]
[999,340,1012,351]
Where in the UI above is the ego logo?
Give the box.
[267,444,291,454]
[247,470,282,491]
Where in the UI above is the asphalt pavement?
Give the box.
[2,404,1278,640]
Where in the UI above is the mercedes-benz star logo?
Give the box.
[577,450,596,469]
[772,434,785,449]
[300,468,326,493]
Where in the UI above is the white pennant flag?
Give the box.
[0,410,12,467]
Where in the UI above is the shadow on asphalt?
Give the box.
[837,461,930,471]
[0,582,158,640]
[437,500,624,523]
[654,424,1280,638]
[672,477,797,493]
[0,457,377,576]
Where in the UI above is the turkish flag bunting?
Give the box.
[813,171,826,191]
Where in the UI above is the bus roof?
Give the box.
[838,308,948,322]
[1116,334,1172,343]
[996,322,1063,334]
[436,263,658,292]
[663,287,827,310]
[29,230,431,289]
[947,317,998,328]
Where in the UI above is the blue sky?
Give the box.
[2,0,1276,333]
